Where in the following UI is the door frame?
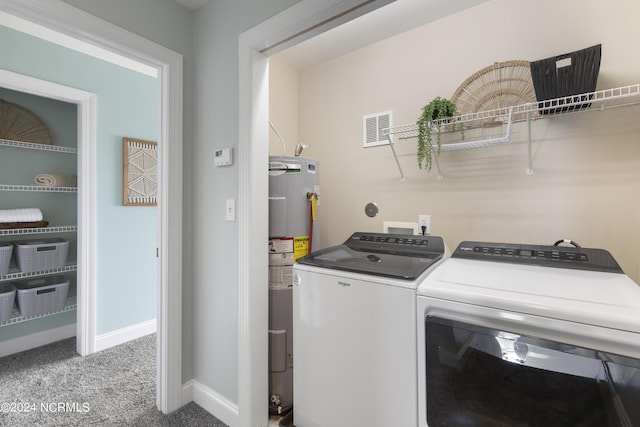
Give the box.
[0,0,184,414]
[237,1,393,424]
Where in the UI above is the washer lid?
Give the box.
[418,257,640,333]
[296,232,446,280]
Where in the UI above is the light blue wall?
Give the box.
[0,25,158,336]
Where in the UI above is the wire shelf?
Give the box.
[384,84,640,138]
[0,138,77,154]
[381,84,640,180]
[0,184,77,192]
[0,263,78,281]
[0,295,76,327]
[0,138,78,329]
[0,225,77,236]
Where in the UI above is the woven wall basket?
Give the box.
[451,60,538,122]
[0,99,53,145]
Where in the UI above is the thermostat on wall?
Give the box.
[214,147,233,166]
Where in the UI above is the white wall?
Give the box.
[288,0,640,281]
[269,57,300,157]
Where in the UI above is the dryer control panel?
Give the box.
[453,241,623,273]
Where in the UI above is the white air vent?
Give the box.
[363,111,392,148]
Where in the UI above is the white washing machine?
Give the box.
[417,240,640,427]
[293,232,448,427]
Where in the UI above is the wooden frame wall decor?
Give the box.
[123,137,158,206]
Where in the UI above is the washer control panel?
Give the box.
[453,241,623,273]
[296,232,446,280]
[347,232,444,256]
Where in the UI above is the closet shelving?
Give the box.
[0,136,78,328]
[382,83,640,181]
[2,264,78,281]
[0,225,77,236]
[1,297,77,327]
[0,137,77,153]
[0,261,78,327]
[0,184,77,192]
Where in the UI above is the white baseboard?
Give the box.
[182,380,239,427]
[94,318,156,352]
[0,323,76,358]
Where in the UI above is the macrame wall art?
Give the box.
[123,137,157,206]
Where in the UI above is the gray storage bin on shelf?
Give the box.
[13,238,69,273]
[0,282,16,322]
[14,275,69,317]
[0,242,12,276]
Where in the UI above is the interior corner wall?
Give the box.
[191,0,301,406]
[0,26,159,338]
[269,57,300,157]
[294,0,640,282]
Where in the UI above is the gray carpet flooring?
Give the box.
[0,334,228,426]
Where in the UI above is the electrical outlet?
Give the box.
[418,215,431,235]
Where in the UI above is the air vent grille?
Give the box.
[363,111,392,148]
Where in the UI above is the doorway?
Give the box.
[0,4,184,414]
[238,2,398,425]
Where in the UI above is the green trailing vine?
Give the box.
[416,97,458,171]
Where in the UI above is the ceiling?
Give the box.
[173,0,489,69]
[174,0,209,10]
[274,0,489,70]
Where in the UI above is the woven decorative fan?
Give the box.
[0,99,53,145]
[451,60,538,122]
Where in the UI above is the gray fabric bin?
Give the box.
[15,275,69,317]
[0,243,12,276]
[13,238,69,273]
[0,282,16,322]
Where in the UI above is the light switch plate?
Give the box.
[226,198,236,221]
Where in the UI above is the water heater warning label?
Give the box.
[269,237,309,289]
[269,238,293,254]
[294,236,309,260]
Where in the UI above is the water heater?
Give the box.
[268,155,319,415]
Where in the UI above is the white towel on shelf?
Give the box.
[0,208,43,223]
[34,173,77,187]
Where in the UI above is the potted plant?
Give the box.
[416,97,458,171]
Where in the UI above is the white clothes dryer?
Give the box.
[417,240,640,427]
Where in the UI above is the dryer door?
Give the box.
[417,298,640,427]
